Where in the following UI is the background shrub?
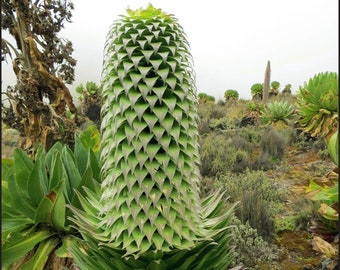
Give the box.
[230,216,281,269]
[259,127,286,161]
[214,170,285,241]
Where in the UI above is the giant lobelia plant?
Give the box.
[69,4,236,269]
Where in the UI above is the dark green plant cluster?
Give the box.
[224,89,239,101]
[269,81,280,97]
[209,116,240,131]
[292,129,327,152]
[246,101,263,112]
[198,92,216,103]
[251,83,263,100]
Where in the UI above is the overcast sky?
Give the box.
[1,0,338,100]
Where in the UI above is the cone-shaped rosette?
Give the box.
[99,5,202,254]
[69,5,236,269]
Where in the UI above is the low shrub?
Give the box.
[259,127,286,161]
[275,198,314,233]
[238,125,264,144]
[199,132,252,176]
[215,170,285,241]
[199,133,237,176]
[251,152,276,171]
[230,216,281,269]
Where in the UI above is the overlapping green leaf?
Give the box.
[296,71,338,138]
[2,128,101,269]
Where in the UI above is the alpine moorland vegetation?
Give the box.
[1,3,338,270]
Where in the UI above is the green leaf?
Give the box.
[14,148,34,194]
[48,151,64,190]
[328,130,338,165]
[27,158,48,207]
[152,106,168,123]
[5,164,36,220]
[143,113,159,130]
[2,230,55,269]
[71,168,92,210]
[2,158,14,177]
[50,180,67,231]
[89,150,101,183]
[61,147,82,201]
[45,142,64,171]
[318,203,338,221]
[1,212,32,235]
[20,237,60,270]
[55,235,76,258]
[35,193,54,224]
[165,76,177,90]
[35,180,66,231]
[74,136,89,176]
[305,179,325,193]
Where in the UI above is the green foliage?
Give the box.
[198,101,225,121]
[275,198,313,234]
[282,84,292,94]
[76,82,102,129]
[69,5,236,269]
[270,81,280,90]
[296,71,338,138]
[209,116,239,130]
[306,179,338,233]
[78,125,101,156]
[198,92,215,103]
[127,4,170,19]
[246,101,262,112]
[207,95,215,102]
[238,125,265,144]
[199,126,285,175]
[76,81,100,99]
[224,89,239,100]
[269,81,280,97]
[198,92,208,100]
[251,83,263,97]
[261,100,295,125]
[1,136,100,269]
[200,133,250,176]
[305,131,338,233]
[275,215,298,233]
